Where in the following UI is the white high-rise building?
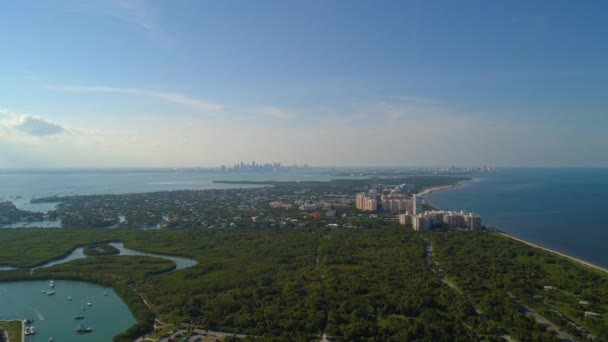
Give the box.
[412,214,429,231]
[412,195,422,215]
[355,193,377,211]
[399,213,412,226]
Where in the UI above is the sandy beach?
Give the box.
[416,180,468,196]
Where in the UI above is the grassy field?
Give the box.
[0,320,22,342]
[83,243,120,256]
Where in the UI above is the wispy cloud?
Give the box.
[255,106,296,119]
[52,85,223,113]
[61,0,171,45]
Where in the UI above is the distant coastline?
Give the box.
[420,180,608,276]
[416,180,469,197]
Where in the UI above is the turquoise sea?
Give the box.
[425,168,608,268]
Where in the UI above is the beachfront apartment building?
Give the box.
[381,196,412,213]
[400,210,482,231]
[412,195,422,215]
[356,192,378,211]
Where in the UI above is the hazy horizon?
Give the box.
[1,1,607,168]
[0,165,606,171]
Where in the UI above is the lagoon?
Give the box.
[30,242,197,272]
[0,280,135,341]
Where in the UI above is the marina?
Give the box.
[0,280,135,341]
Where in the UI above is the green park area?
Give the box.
[0,227,607,341]
[0,320,22,342]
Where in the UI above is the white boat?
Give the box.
[87,302,93,306]
[24,326,36,335]
[74,325,93,333]
[46,290,55,295]
[67,296,72,300]
[50,280,54,287]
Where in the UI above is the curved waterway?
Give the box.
[31,242,198,272]
[0,279,136,341]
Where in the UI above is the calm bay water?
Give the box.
[0,280,135,341]
[0,171,341,212]
[0,241,197,341]
[0,171,351,227]
[425,168,608,268]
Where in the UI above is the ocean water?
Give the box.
[425,168,608,268]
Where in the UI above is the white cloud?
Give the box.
[52,85,223,112]
[13,116,64,136]
[0,108,64,137]
[255,106,296,119]
[0,106,139,144]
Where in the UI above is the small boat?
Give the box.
[67,296,72,301]
[74,325,93,333]
[50,280,54,287]
[103,292,107,296]
[49,338,54,342]
[74,315,85,320]
[24,326,36,335]
[46,290,55,295]
[86,302,93,306]
[24,318,34,324]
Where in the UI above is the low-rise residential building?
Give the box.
[269,201,293,210]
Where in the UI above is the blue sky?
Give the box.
[0,0,607,167]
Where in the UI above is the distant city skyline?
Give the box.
[1,1,607,168]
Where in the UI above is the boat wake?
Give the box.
[34,309,44,321]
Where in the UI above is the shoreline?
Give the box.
[498,232,608,275]
[420,180,608,275]
[416,180,468,197]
